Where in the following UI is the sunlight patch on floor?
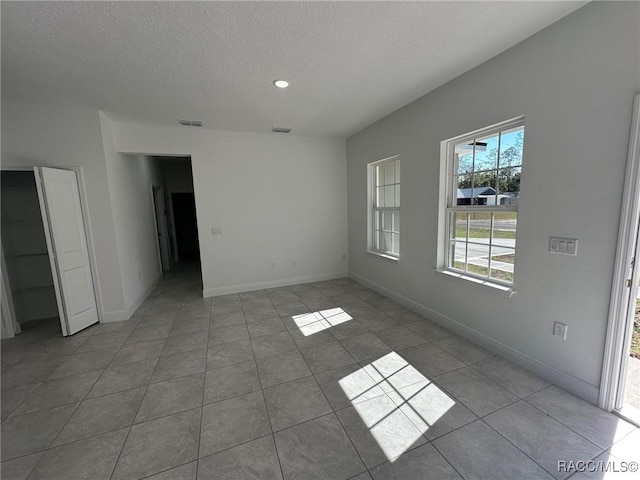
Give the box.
[339,351,454,461]
[292,308,352,336]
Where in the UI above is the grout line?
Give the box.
[479,417,562,479]
[293,332,370,474]
[193,308,211,480]
[243,301,287,480]
[107,290,189,479]
[429,438,466,480]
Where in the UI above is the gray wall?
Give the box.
[346,2,640,403]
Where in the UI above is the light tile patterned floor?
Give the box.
[2,267,639,480]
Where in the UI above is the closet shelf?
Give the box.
[1,219,45,225]
[5,252,49,259]
[13,284,55,293]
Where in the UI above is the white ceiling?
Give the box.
[1,1,585,138]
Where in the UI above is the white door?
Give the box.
[34,167,99,336]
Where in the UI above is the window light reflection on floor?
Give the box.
[292,308,353,336]
[339,351,454,462]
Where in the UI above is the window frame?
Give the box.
[441,117,524,288]
[367,155,400,261]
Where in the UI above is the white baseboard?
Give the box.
[100,275,162,323]
[203,271,348,298]
[350,272,600,405]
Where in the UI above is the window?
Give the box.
[368,156,400,259]
[442,118,524,285]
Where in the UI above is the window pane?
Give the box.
[451,212,467,241]
[492,212,517,247]
[395,160,400,183]
[375,230,382,250]
[383,211,393,231]
[499,127,524,168]
[383,232,392,252]
[385,162,395,185]
[454,144,474,174]
[467,243,490,277]
[474,133,499,172]
[450,240,467,270]
[395,186,400,207]
[392,233,400,255]
[374,210,380,230]
[456,175,472,205]
[384,185,395,207]
[376,186,384,208]
[491,269,513,283]
[393,212,400,233]
[497,166,521,199]
[456,174,472,190]
[468,214,491,243]
[472,172,497,206]
[491,245,514,283]
[491,247,515,266]
[376,165,384,186]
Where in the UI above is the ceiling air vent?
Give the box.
[271,127,292,134]
[178,119,202,127]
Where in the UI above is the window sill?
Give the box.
[435,269,516,295]
[367,250,400,263]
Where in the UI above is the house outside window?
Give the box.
[368,156,400,259]
[442,118,524,285]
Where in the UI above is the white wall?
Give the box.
[1,103,127,318]
[112,123,348,296]
[347,2,640,404]
[100,113,163,316]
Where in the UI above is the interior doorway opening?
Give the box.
[171,192,200,263]
[149,156,200,271]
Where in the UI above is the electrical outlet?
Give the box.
[553,321,568,340]
[211,227,223,235]
[291,260,297,267]
[271,261,277,269]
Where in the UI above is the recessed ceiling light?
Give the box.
[273,79,290,89]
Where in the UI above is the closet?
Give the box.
[1,171,59,329]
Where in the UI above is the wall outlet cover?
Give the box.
[553,321,568,340]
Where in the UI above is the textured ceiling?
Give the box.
[1,1,585,138]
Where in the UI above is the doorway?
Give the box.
[171,192,200,263]
[148,156,201,270]
[601,94,640,425]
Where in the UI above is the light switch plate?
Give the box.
[549,237,578,255]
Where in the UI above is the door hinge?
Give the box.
[626,278,633,288]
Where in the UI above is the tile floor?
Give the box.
[2,268,639,480]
